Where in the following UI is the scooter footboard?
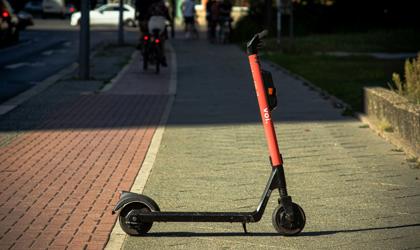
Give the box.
[137,211,256,223]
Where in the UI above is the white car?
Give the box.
[43,0,65,16]
[70,4,136,27]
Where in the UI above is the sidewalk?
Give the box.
[120,38,420,249]
[0,41,173,249]
[0,35,419,250]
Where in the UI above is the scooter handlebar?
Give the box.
[247,30,268,55]
[258,30,268,39]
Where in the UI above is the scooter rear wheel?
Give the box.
[118,196,160,236]
[272,202,306,236]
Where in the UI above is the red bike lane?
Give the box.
[0,51,173,249]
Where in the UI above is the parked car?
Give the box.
[70,4,136,27]
[23,0,43,14]
[0,0,19,46]
[17,10,34,29]
[42,0,67,18]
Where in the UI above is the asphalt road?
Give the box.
[0,18,137,103]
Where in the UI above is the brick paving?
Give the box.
[0,51,171,249]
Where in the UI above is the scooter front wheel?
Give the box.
[118,195,160,236]
[272,202,306,236]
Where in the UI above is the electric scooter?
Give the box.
[112,30,306,236]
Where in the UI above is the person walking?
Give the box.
[206,0,218,42]
[181,0,198,38]
[218,0,232,43]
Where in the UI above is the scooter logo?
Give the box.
[254,81,259,97]
[263,108,271,123]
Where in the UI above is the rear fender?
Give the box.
[112,191,145,214]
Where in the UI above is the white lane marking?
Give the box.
[4,62,46,69]
[4,63,29,69]
[42,50,54,56]
[30,62,46,67]
[55,49,68,54]
[0,105,16,115]
[0,63,78,116]
[63,41,72,47]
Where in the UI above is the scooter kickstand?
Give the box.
[242,222,248,234]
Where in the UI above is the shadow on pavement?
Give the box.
[139,223,420,238]
[0,37,352,133]
[142,232,280,237]
[303,223,420,236]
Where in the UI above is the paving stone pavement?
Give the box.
[0,44,172,249]
[123,37,420,249]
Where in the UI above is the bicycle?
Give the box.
[141,29,164,74]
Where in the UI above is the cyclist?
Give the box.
[147,0,171,66]
[135,0,154,47]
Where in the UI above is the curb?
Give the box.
[100,50,140,93]
[104,42,177,250]
[264,60,351,111]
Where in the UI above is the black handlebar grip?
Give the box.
[258,30,268,39]
[247,30,268,55]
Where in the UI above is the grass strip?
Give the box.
[265,53,405,111]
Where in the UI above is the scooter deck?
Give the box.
[136,211,256,223]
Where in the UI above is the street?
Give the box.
[0,18,137,103]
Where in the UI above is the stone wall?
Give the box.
[364,87,420,156]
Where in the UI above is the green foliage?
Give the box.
[234,22,418,111]
[292,0,420,33]
[391,73,404,96]
[232,0,278,43]
[258,30,417,111]
[378,119,393,133]
[232,15,263,44]
[247,0,266,20]
[390,54,420,104]
[264,30,420,54]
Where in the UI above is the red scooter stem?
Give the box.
[248,54,283,167]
